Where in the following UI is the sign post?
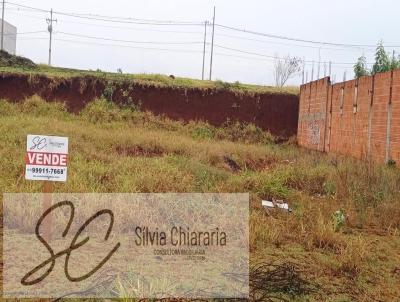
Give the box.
[42,181,53,241]
[25,134,69,241]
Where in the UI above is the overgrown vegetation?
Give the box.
[0,50,37,69]
[0,97,399,301]
[354,41,400,78]
[0,61,299,96]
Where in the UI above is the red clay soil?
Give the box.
[0,73,299,138]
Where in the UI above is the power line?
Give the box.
[6,0,400,49]
[16,36,275,64]
[5,8,205,34]
[2,0,383,81]
[4,11,47,20]
[0,7,380,53]
[17,32,372,67]
[50,37,205,54]
[5,10,205,37]
[5,1,204,26]
[18,34,368,67]
[53,11,204,26]
[5,6,46,13]
[12,2,343,55]
[3,30,47,36]
[213,23,400,49]
[17,36,364,85]
[213,44,372,65]
[54,18,203,35]
[5,1,48,13]
[56,31,204,45]
[214,31,376,53]
[53,10,203,25]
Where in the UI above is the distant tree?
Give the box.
[372,41,391,75]
[354,55,370,78]
[273,55,302,87]
[390,53,400,70]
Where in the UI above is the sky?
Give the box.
[2,0,400,86]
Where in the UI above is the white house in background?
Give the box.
[0,19,17,55]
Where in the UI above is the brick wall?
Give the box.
[298,78,329,152]
[298,71,400,164]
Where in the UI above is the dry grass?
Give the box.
[0,96,400,301]
[0,64,299,96]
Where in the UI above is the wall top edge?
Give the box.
[300,69,400,90]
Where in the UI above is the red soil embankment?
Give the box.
[0,73,299,138]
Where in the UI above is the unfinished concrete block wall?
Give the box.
[298,70,400,164]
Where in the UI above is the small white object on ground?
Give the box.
[276,203,289,210]
[261,200,275,208]
[261,200,291,212]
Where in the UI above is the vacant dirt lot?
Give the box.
[0,97,399,301]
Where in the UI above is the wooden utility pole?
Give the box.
[209,6,215,80]
[46,9,57,66]
[202,21,208,80]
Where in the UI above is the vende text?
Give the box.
[26,152,68,167]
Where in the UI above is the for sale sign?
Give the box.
[25,135,69,182]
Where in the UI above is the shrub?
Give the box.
[189,122,215,140]
[215,79,232,90]
[0,50,36,69]
[81,98,124,123]
[103,81,115,101]
[257,171,291,200]
[20,95,67,117]
[216,120,275,144]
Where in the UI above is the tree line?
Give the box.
[354,42,400,78]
